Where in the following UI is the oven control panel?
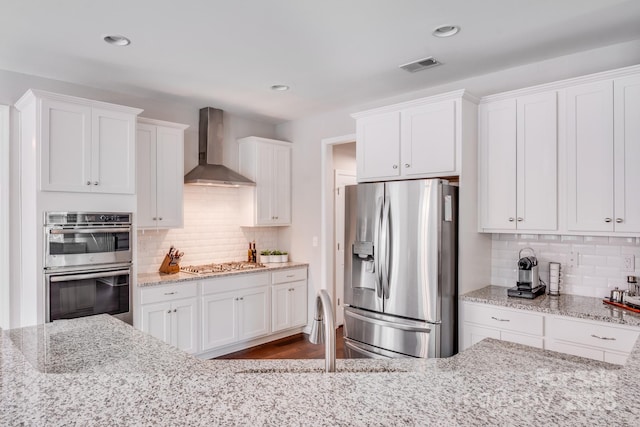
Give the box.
[45,212,132,225]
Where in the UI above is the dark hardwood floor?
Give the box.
[216,326,346,359]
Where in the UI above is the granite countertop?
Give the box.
[461,285,640,327]
[2,314,639,425]
[138,261,309,287]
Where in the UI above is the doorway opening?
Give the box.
[319,134,356,329]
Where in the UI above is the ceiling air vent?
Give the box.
[399,56,441,73]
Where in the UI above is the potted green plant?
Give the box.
[272,250,283,263]
[260,250,272,263]
[281,251,288,263]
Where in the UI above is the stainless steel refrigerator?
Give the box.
[343,179,457,359]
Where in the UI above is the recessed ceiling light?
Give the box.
[103,35,131,46]
[432,25,460,38]
[270,84,290,91]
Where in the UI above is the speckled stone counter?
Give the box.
[461,285,640,327]
[2,314,640,426]
[138,261,308,287]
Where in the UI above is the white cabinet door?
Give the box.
[40,98,92,192]
[614,74,640,233]
[239,286,270,340]
[136,124,157,228]
[201,292,238,351]
[401,100,456,177]
[155,126,184,228]
[141,301,172,344]
[255,142,273,225]
[272,144,291,225]
[91,107,136,194]
[356,112,401,181]
[516,91,558,231]
[172,297,198,354]
[478,99,517,230]
[271,283,291,333]
[566,80,614,232]
[289,281,308,328]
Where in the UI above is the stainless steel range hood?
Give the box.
[184,107,255,187]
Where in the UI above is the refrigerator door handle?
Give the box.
[374,196,384,298]
[381,197,391,298]
[346,308,436,333]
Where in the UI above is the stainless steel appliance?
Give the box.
[44,212,132,268]
[44,212,132,324]
[343,179,457,359]
[507,247,545,299]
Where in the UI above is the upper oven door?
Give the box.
[45,226,132,268]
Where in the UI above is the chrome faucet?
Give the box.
[308,290,336,372]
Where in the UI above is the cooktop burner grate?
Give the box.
[180,261,266,275]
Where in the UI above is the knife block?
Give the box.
[159,254,180,274]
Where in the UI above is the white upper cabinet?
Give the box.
[613,74,640,233]
[356,112,401,180]
[401,100,456,177]
[479,99,517,230]
[479,92,557,232]
[136,118,187,229]
[238,136,292,226]
[566,80,614,233]
[353,90,470,182]
[16,90,142,194]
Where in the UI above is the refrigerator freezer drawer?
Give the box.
[344,307,440,358]
[344,337,414,359]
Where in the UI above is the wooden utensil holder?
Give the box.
[159,254,180,274]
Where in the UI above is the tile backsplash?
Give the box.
[136,185,279,274]
[491,234,640,298]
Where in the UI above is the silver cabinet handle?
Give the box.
[152,217,157,221]
[392,164,398,169]
[86,181,91,186]
[173,309,177,313]
[508,218,515,222]
[286,274,295,278]
[616,218,623,223]
[240,297,244,301]
[491,316,510,322]
[159,217,163,221]
[164,292,177,295]
[93,181,99,186]
[591,334,616,341]
[167,310,171,314]
[605,218,612,223]
[517,217,523,222]
[404,163,410,168]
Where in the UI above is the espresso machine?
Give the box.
[508,248,546,299]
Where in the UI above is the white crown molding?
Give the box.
[236,136,291,145]
[351,89,478,119]
[14,89,144,115]
[137,117,189,130]
[479,63,640,103]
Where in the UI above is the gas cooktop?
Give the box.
[180,261,266,275]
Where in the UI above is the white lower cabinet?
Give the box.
[461,301,640,365]
[461,302,544,350]
[200,273,271,353]
[140,285,199,355]
[272,281,308,332]
[545,316,640,365]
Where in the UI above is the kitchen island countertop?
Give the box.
[138,261,309,287]
[2,314,639,426]
[461,285,640,327]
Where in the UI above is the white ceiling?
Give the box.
[2,0,640,123]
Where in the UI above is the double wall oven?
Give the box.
[44,212,132,324]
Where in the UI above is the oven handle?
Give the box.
[49,228,131,234]
[49,269,130,282]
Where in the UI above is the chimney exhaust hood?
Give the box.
[184,107,255,187]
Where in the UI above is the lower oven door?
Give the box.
[45,266,131,324]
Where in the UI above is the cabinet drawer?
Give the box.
[464,303,543,336]
[201,272,270,295]
[546,316,639,353]
[140,282,198,305]
[272,268,307,284]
